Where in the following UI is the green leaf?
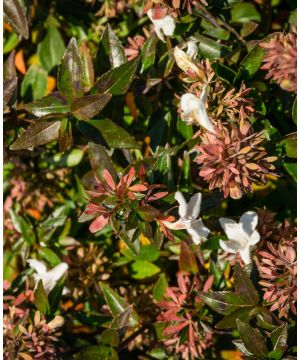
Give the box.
[137,205,160,222]
[71,94,111,120]
[278,133,297,158]
[231,2,261,24]
[21,65,48,101]
[39,248,61,267]
[34,280,50,314]
[10,120,61,151]
[201,19,230,41]
[4,0,29,39]
[80,42,95,88]
[99,282,138,327]
[216,307,252,329]
[234,263,260,305]
[74,346,119,360]
[3,31,19,54]
[24,93,70,118]
[236,319,268,358]
[194,34,229,60]
[93,57,139,96]
[48,148,84,168]
[88,142,117,181]
[179,241,199,274]
[292,97,297,124]
[235,32,280,81]
[153,273,168,302]
[141,33,157,72]
[78,119,140,149]
[58,118,72,152]
[48,278,64,314]
[95,24,126,75]
[99,329,120,347]
[240,22,259,38]
[198,291,253,315]
[58,37,85,101]
[177,117,193,140]
[110,306,133,331]
[271,324,288,353]
[20,217,35,245]
[38,27,66,71]
[131,260,160,279]
[283,163,297,182]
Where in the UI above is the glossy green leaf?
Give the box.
[21,65,48,101]
[216,307,252,329]
[4,0,29,39]
[10,120,61,150]
[93,57,139,96]
[271,324,288,353]
[71,94,111,120]
[234,263,260,305]
[24,93,70,118]
[235,32,280,81]
[58,37,85,101]
[131,260,160,279]
[153,273,168,302]
[48,148,84,167]
[95,23,126,75]
[99,282,138,327]
[38,27,66,71]
[48,278,64,314]
[198,291,253,315]
[141,33,157,72]
[179,241,198,274]
[231,2,261,24]
[3,32,19,54]
[212,63,237,84]
[80,42,95,88]
[194,34,229,60]
[74,346,119,360]
[34,280,50,314]
[39,248,61,267]
[236,319,268,358]
[78,119,140,149]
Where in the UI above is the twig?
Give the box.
[196,4,246,44]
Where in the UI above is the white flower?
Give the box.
[174,46,200,75]
[27,259,68,293]
[180,86,215,133]
[219,211,260,265]
[186,40,198,59]
[162,191,210,245]
[147,9,175,42]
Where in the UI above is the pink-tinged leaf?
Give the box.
[203,275,214,292]
[89,215,109,233]
[128,184,148,192]
[125,167,136,187]
[85,203,104,215]
[147,191,168,202]
[127,191,136,201]
[164,321,188,335]
[103,169,116,190]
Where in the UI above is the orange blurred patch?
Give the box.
[26,208,42,221]
[125,91,138,120]
[15,49,27,75]
[221,350,243,360]
[74,303,85,311]
[70,325,95,334]
[47,76,56,94]
[4,22,13,32]
[61,300,74,311]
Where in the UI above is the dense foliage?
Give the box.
[3,0,297,359]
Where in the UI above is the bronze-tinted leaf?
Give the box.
[71,94,111,120]
[24,93,70,118]
[234,263,260,306]
[58,37,85,101]
[179,241,198,274]
[10,120,61,150]
[4,0,29,39]
[58,118,72,152]
[80,42,95,88]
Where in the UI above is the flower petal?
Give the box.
[175,191,188,218]
[27,259,47,276]
[186,192,202,219]
[239,211,258,236]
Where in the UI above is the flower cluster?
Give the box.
[194,120,277,199]
[260,30,297,92]
[82,166,168,233]
[258,242,297,318]
[156,271,213,359]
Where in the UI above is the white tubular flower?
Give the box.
[147,9,176,42]
[27,259,68,293]
[162,191,210,245]
[174,46,200,75]
[186,40,198,59]
[180,86,215,133]
[219,211,260,265]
